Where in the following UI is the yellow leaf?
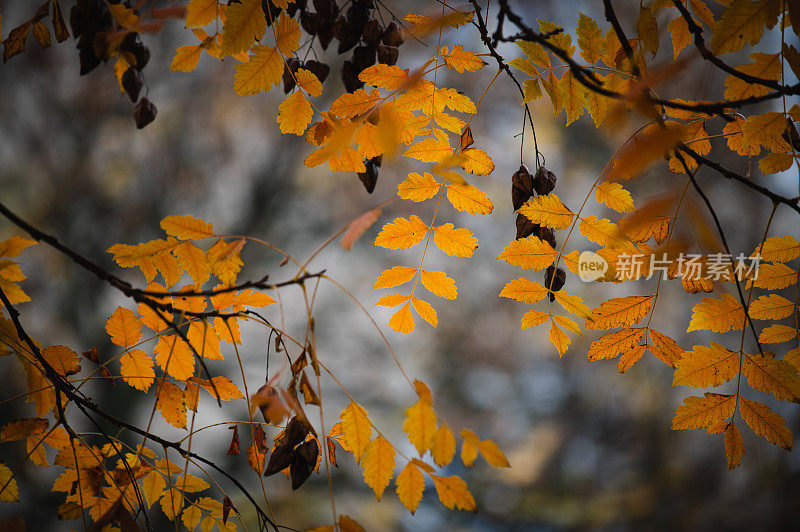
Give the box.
[586,295,654,330]
[577,13,603,63]
[173,241,210,286]
[359,64,410,89]
[750,263,796,290]
[579,216,621,247]
[738,396,793,450]
[724,52,780,100]
[0,463,19,502]
[673,343,739,388]
[441,44,486,72]
[395,462,425,514]
[330,88,380,119]
[521,309,549,329]
[668,16,692,59]
[362,435,396,500]
[753,235,800,262]
[550,322,571,356]
[376,294,411,307]
[154,335,196,381]
[234,44,283,96]
[461,429,479,466]
[340,401,372,463]
[197,376,243,400]
[477,439,510,468]
[434,224,478,258]
[687,293,744,333]
[374,266,417,289]
[295,68,322,96]
[0,236,36,258]
[403,399,437,455]
[648,329,686,368]
[41,345,81,377]
[404,137,452,163]
[170,45,203,72]
[389,302,416,333]
[499,278,548,303]
[374,216,428,250]
[759,324,798,343]
[157,382,187,429]
[671,393,735,430]
[397,172,440,202]
[637,6,659,54]
[552,290,591,319]
[141,471,167,508]
[496,236,557,271]
[431,474,476,511]
[557,71,587,125]
[516,40,550,68]
[710,0,780,54]
[418,270,457,300]
[411,296,438,327]
[446,184,493,215]
[277,91,312,135]
[595,182,634,213]
[185,0,218,28]
[105,306,143,347]
[725,422,744,469]
[519,193,574,229]
[743,354,800,401]
[432,426,456,467]
[220,0,265,56]
[120,349,155,392]
[749,294,795,320]
[587,327,646,361]
[459,148,495,175]
[206,238,244,286]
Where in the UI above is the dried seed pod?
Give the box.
[784,117,800,151]
[262,0,282,25]
[353,45,376,71]
[287,0,307,17]
[358,159,378,193]
[314,0,338,21]
[121,66,143,102]
[347,4,369,29]
[353,0,374,7]
[300,11,320,34]
[290,440,319,490]
[264,443,294,477]
[534,166,557,195]
[537,226,557,249]
[515,214,537,240]
[282,58,301,93]
[382,22,403,46]
[377,44,398,66]
[544,265,566,292]
[133,97,157,129]
[337,23,360,53]
[511,164,533,211]
[341,59,363,92]
[363,19,383,47]
[304,60,330,83]
[283,416,310,448]
[79,47,101,75]
[371,154,383,167]
[317,25,334,49]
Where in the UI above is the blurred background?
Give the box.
[1,0,799,530]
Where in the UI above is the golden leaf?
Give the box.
[220,0,265,56]
[432,426,456,467]
[233,44,283,96]
[396,462,425,514]
[496,236,557,271]
[595,182,635,213]
[154,335,195,381]
[687,293,744,333]
[586,295,654,330]
[277,91,313,135]
[431,474,476,511]
[446,184,493,215]
[499,278,549,303]
[403,399,437,455]
[673,343,739,388]
[441,45,486,72]
[374,216,428,250]
[340,401,372,463]
[743,354,800,401]
[375,266,417,289]
[157,382,187,429]
[397,172,441,202]
[362,435,396,500]
[105,306,143,347]
[359,64,410,89]
[725,422,744,469]
[739,396,793,450]
[419,270,457,300]
[120,349,155,392]
[433,224,478,258]
[671,393,735,430]
[587,327,646,361]
[519,193,574,229]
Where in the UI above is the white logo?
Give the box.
[578,251,608,282]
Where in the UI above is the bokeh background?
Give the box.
[1,0,799,530]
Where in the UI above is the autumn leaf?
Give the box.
[446,184,493,215]
[396,462,425,514]
[431,475,476,511]
[738,396,793,450]
[687,294,744,333]
[671,393,735,430]
[419,270,457,299]
[519,194,574,229]
[673,343,739,388]
[397,172,441,202]
[434,224,478,258]
[361,435,395,500]
[374,216,428,250]
[340,401,372,463]
[220,0,265,57]
[432,426,456,467]
[120,349,155,392]
[496,236,557,271]
[403,399,437,455]
[586,296,654,330]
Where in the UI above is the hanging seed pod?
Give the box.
[133,98,157,129]
[287,0,307,17]
[511,164,534,211]
[537,226,557,249]
[371,155,383,167]
[534,166,557,195]
[347,4,369,29]
[300,11,320,34]
[290,440,319,490]
[262,0,283,25]
[283,416,310,448]
[382,22,404,46]
[317,24,334,49]
[79,47,101,75]
[358,159,378,193]
[544,265,566,301]
[121,66,143,102]
[515,214,537,240]
[353,0,374,7]
[304,59,330,82]
[282,58,300,93]
[784,118,800,151]
[314,0,339,21]
[337,23,360,53]
[341,59,363,92]
[353,45,376,71]
[377,44,398,66]
[363,19,383,47]
[264,443,294,477]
